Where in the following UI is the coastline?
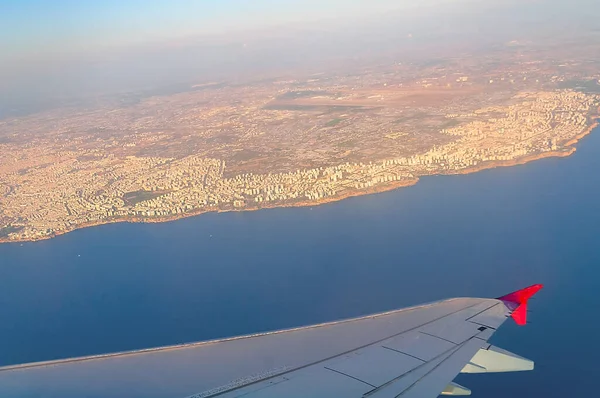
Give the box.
[2,118,598,245]
[0,178,421,244]
[448,147,575,176]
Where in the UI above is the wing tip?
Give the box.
[497,284,543,326]
[497,284,543,304]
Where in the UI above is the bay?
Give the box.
[1,127,600,396]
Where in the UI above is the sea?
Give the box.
[1,127,600,397]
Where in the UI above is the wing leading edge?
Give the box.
[0,285,542,398]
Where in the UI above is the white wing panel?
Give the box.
[326,346,424,387]
[220,366,372,398]
[383,332,455,362]
[366,344,460,398]
[419,319,481,345]
[394,338,486,398]
[467,302,509,329]
[419,301,498,344]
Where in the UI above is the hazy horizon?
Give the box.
[1,0,599,116]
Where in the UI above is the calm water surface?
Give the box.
[1,128,600,397]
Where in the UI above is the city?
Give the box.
[1,43,600,242]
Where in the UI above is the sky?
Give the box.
[0,0,455,60]
[0,0,457,109]
[2,0,598,60]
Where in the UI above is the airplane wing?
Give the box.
[0,284,542,398]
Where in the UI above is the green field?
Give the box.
[0,225,24,238]
[325,118,344,127]
[123,190,167,205]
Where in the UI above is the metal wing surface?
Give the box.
[0,285,542,398]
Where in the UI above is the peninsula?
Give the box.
[2,38,600,243]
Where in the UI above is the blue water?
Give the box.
[2,128,600,397]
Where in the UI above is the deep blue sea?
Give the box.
[2,127,600,397]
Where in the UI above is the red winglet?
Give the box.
[497,284,543,326]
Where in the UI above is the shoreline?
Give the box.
[2,118,598,245]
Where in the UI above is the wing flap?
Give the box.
[461,345,534,373]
